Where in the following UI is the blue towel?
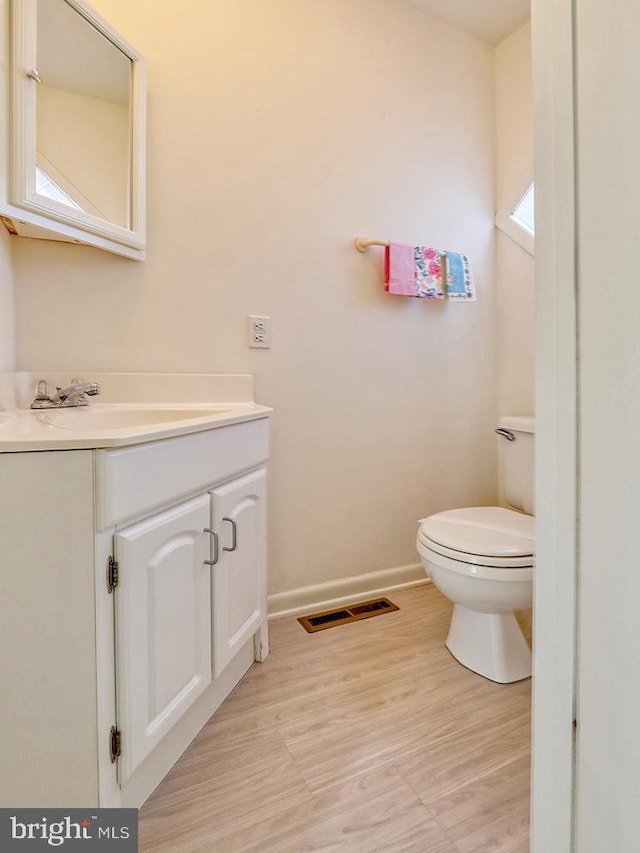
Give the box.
[444,251,475,301]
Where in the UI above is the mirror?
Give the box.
[2,0,146,259]
[36,0,132,228]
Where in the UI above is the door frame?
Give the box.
[530,0,579,850]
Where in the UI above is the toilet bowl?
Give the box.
[416,417,536,684]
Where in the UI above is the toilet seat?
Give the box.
[417,540,534,582]
[417,506,535,571]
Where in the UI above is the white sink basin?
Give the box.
[0,400,270,451]
[37,406,232,432]
[0,373,272,452]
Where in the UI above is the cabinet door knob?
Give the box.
[222,517,238,552]
[203,527,219,566]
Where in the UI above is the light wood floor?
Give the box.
[139,584,532,853]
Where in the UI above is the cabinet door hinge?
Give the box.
[109,726,122,763]
[107,556,119,593]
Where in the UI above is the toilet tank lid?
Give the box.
[419,507,535,558]
[498,415,535,434]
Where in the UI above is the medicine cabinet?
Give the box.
[0,0,146,260]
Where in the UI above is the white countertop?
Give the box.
[0,372,272,452]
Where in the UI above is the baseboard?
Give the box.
[268,563,430,620]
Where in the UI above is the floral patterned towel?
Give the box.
[414,247,445,298]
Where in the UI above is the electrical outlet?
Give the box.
[249,315,272,349]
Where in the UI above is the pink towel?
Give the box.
[384,242,417,296]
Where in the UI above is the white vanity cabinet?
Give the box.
[0,414,270,809]
[114,494,213,785]
[112,462,268,786]
[210,467,267,678]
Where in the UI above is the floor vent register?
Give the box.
[297,597,399,633]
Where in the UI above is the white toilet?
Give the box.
[416,416,535,684]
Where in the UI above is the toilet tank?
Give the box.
[497,416,535,515]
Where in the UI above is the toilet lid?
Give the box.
[418,507,535,558]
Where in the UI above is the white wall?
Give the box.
[494,23,534,416]
[12,0,498,600]
[574,0,640,848]
[0,225,14,370]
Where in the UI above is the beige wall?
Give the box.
[0,226,14,371]
[13,0,499,598]
[495,23,534,416]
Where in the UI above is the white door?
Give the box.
[530,1,579,850]
[210,468,267,677]
[114,494,212,783]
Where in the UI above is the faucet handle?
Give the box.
[35,380,53,400]
[30,380,58,409]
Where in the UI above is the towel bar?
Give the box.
[355,238,451,258]
[354,237,390,252]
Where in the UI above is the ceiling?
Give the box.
[400,0,530,45]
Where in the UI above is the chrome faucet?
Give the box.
[30,379,101,409]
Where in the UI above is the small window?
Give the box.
[511,184,535,236]
[495,177,535,255]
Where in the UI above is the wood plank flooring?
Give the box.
[139,584,531,852]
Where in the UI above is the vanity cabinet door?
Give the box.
[210,468,267,677]
[114,494,212,784]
